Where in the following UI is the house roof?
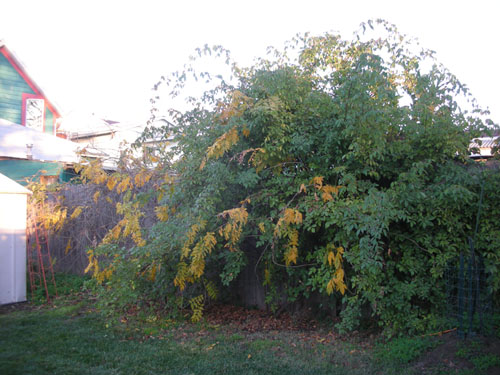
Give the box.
[0,172,31,194]
[470,137,498,149]
[0,39,62,118]
[470,136,498,158]
[0,119,80,163]
[58,112,128,138]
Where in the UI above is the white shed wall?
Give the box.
[0,193,28,304]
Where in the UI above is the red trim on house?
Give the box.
[21,93,46,132]
[0,46,61,119]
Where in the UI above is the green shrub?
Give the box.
[75,19,500,333]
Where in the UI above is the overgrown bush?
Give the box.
[64,20,499,334]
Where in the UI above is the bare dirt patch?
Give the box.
[0,301,33,315]
[413,332,500,375]
[203,304,320,332]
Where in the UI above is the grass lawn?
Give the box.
[0,302,378,375]
[0,274,498,375]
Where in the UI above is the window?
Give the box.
[22,93,45,132]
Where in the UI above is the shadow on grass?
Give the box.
[0,302,383,375]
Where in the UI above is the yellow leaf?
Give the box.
[65,239,72,255]
[335,268,345,281]
[312,176,324,188]
[106,177,117,191]
[157,191,165,203]
[84,251,97,275]
[155,206,169,221]
[334,252,342,268]
[299,184,307,193]
[288,229,299,247]
[93,191,101,203]
[134,174,141,186]
[337,281,347,295]
[219,206,248,250]
[258,222,266,233]
[274,217,284,237]
[189,294,204,322]
[83,262,92,275]
[70,206,83,220]
[205,279,218,300]
[284,245,298,266]
[240,197,251,205]
[326,278,335,295]
[327,251,335,266]
[134,172,151,188]
[201,126,240,170]
[321,185,341,202]
[116,176,131,194]
[203,232,217,251]
[109,224,122,241]
[149,263,157,282]
[283,208,302,225]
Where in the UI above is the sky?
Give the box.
[1,0,499,128]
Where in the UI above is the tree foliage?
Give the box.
[82,20,499,333]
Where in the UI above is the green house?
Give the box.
[0,40,79,185]
[0,40,61,135]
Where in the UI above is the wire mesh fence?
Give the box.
[445,244,495,338]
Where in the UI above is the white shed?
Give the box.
[0,172,31,305]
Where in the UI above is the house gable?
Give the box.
[0,42,60,135]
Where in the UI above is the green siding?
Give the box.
[0,96,23,105]
[0,53,35,124]
[61,168,78,183]
[45,108,54,134]
[0,160,63,185]
[0,53,56,134]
